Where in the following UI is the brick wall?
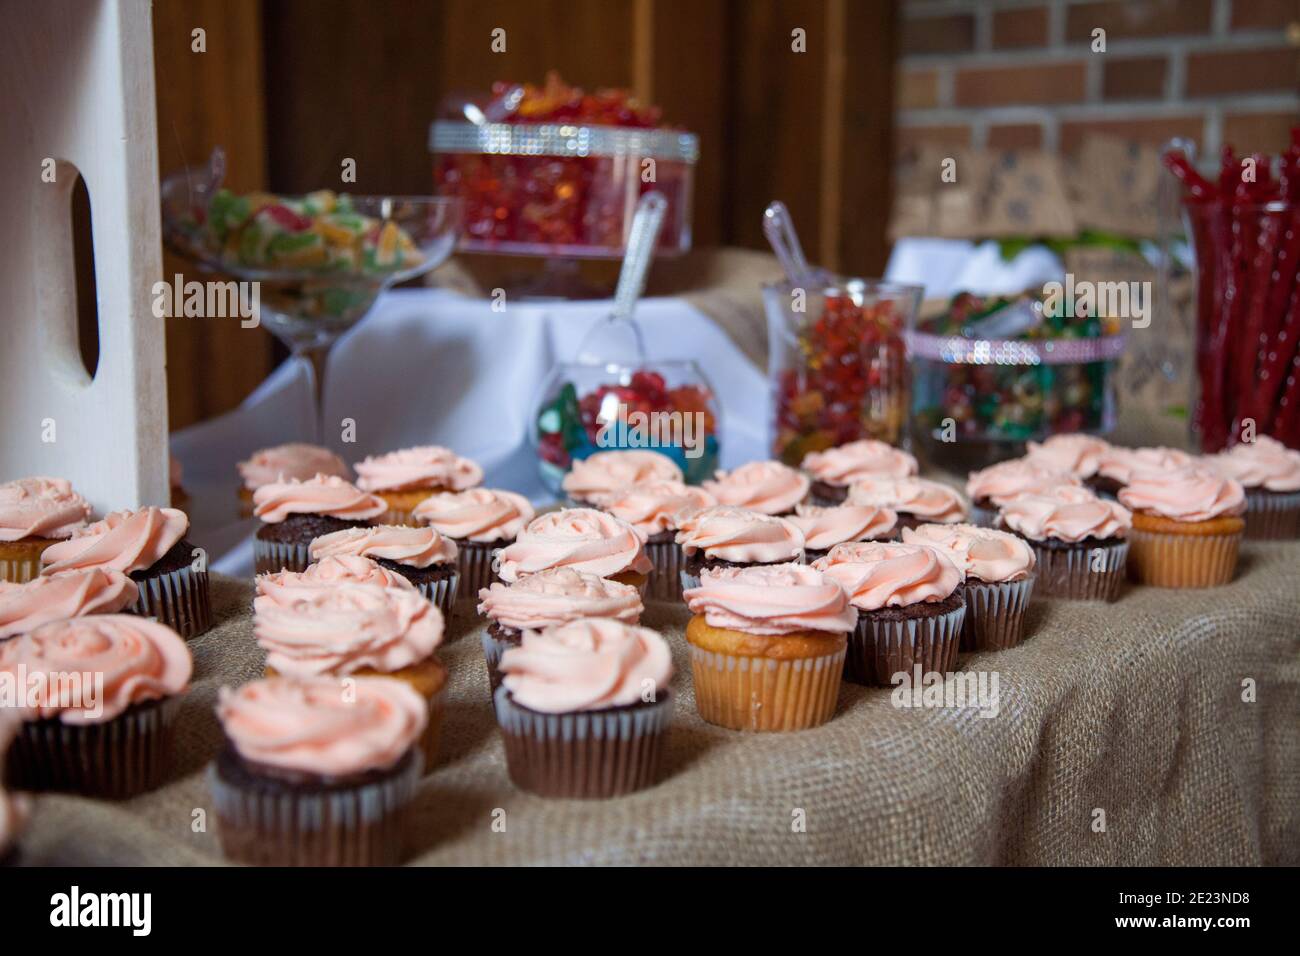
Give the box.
[897,0,1300,159]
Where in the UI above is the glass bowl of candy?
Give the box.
[907,291,1127,470]
[531,362,720,493]
[430,73,697,259]
[765,278,921,466]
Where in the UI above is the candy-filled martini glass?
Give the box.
[160,148,462,443]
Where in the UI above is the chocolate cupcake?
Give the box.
[0,568,139,640]
[477,568,644,692]
[787,502,898,563]
[801,439,918,505]
[496,508,653,593]
[1089,446,1194,499]
[965,459,1082,527]
[40,507,212,638]
[702,460,810,516]
[1,615,191,798]
[0,477,92,583]
[494,619,674,798]
[561,449,683,508]
[0,717,29,866]
[252,475,387,574]
[309,525,460,618]
[236,443,351,517]
[210,676,426,866]
[998,486,1132,601]
[413,488,535,599]
[847,475,969,531]
[1202,436,1300,539]
[675,506,806,591]
[354,445,483,525]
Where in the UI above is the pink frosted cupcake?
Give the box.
[309,525,460,617]
[210,676,426,866]
[966,459,1081,526]
[413,488,535,599]
[1202,436,1300,539]
[40,506,211,638]
[495,619,674,798]
[561,449,682,507]
[801,439,918,505]
[1119,466,1245,588]
[998,485,1131,601]
[0,615,192,797]
[787,503,898,562]
[0,568,139,640]
[675,505,805,590]
[703,460,810,516]
[477,567,644,690]
[0,477,91,583]
[587,479,716,600]
[1091,445,1194,498]
[354,445,483,524]
[812,542,965,685]
[237,443,350,516]
[903,523,1036,651]
[253,475,387,574]
[1024,433,1112,481]
[496,508,653,592]
[848,475,968,529]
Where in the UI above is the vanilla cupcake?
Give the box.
[1023,433,1112,480]
[675,506,805,590]
[966,459,1081,526]
[0,477,91,583]
[683,564,855,731]
[903,524,1036,652]
[848,475,968,529]
[1202,436,1300,539]
[998,486,1131,601]
[801,439,918,505]
[561,449,682,507]
[354,445,483,525]
[413,488,534,598]
[495,619,674,798]
[495,508,653,592]
[0,568,139,640]
[309,525,460,617]
[253,475,387,574]
[236,443,350,516]
[1091,445,1194,498]
[703,460,810,515]
[1119,466,1245,588]
[477,568,644,691]
[787,503,898,561]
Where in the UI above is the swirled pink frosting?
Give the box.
[412,488,535,542]
[811,541,963,611]
[217,676,427,777]
[478,567,643,631]
[848,476,968,522]
[40,507,188,575]
[684,563,857,636]
[237,443,350,491]
[801,440,919,485]
[901,523,1035,583]
[1096,446,1194,484]
[999,485,1132,542]
[0,717,29,854]
[253,475,388,524]
[496,508,653,582]
[1118,466,1246,522]
[256,555,417,602]
[309,525,456,569]
[1024,433,1112,479]
[354,445,483,493]
[0,568,139,639]
[0,477,91,542]
[561,450,683,500]
[967,458,1082,505]
[1203,436,1300,492]
[788,503,897,551]
[254,584,444,677]
[587,480,717,535]
[703,461,811,515]
[674,506,805,563]
[500,618,673,714]
[0,615,191,724]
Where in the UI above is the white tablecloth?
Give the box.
[171,289,769,576]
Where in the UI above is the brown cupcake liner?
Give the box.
[688,643,845,731]
[493,687,673,798]
[1242,488,1300,540]
[1027,538,1128,601]
[848,603,966,686]
[455,540,501,602]
[1126,526,1241,588]
[645,538,684,602]
[5,696,181,799]
[253,538,312,575]
[961,575,1034,653]
[132,563,212,638]
[208,748,423,866]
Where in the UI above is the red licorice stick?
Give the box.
[1256,159,1300,429]
[1162,150,1217,199]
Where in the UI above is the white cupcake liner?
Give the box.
[132,564,212,638]
[208,747,423,866]
[412,570,459,620]
[1027,538,1128,601]
[253,538,312,575]
[644,538,684,602]
[688,643,846,731]
[961,575,1034,652]
[493,685,673,798]
[0,554,42,584]
[848,602,966,686]
[455,541,501,601]
[1242,487,1300,540]
[481,627,518,693]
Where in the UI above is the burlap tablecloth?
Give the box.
[16,544,1300,866]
